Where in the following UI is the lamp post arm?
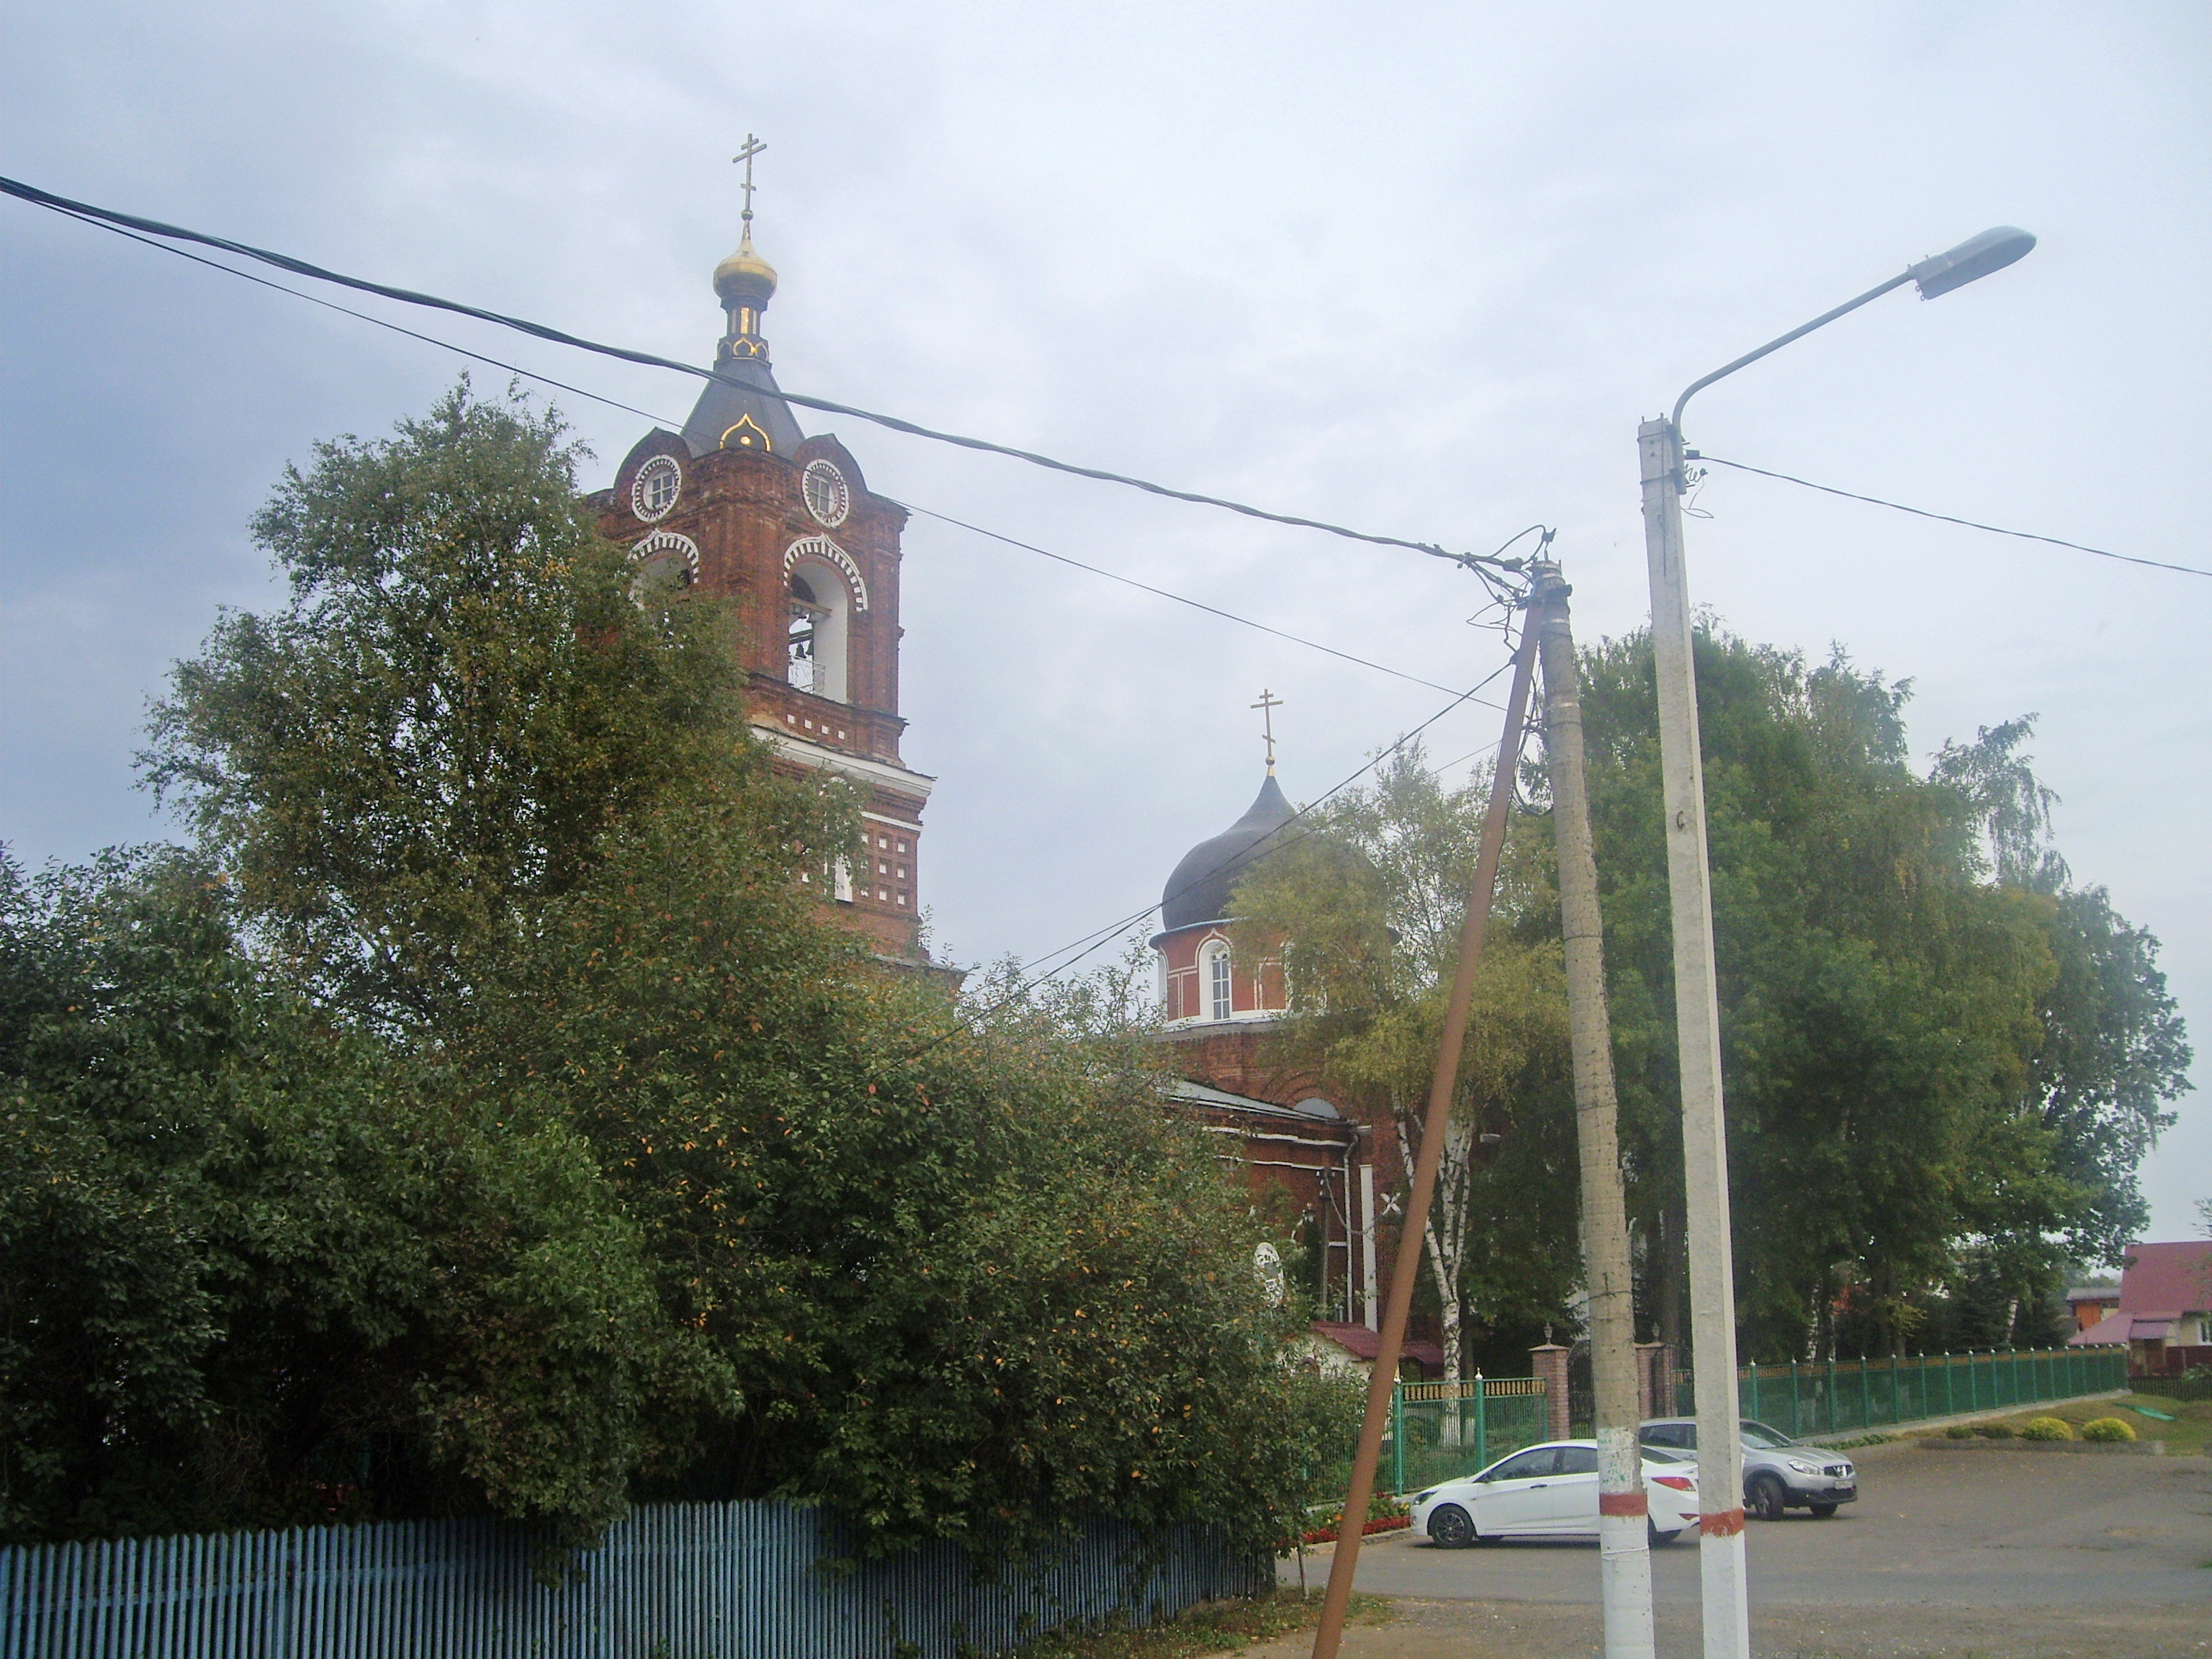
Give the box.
[1671,269,1912,433]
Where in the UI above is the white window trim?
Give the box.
[782,536,868,613]
[1203,938,1234,1023]
[629,529,701,581]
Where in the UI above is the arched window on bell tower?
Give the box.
[786,560,850,702]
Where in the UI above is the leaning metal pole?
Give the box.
[1637,417,1750,1659]
[1532,560,1655,1659]
[1308,618,1540,1659]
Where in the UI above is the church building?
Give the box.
[588,165,1417,1365]
[1150,755,1421,1364]
[585,184,936,966]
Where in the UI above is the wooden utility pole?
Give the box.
[1532,560,1655,1659]
[1308,621,1539,1659]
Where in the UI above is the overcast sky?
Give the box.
[4,1,2206,1239]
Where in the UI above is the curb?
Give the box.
[1915,1437,2164,1455]
[1837,1390,2131,1456]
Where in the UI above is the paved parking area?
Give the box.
[1271,1444,2211,1657]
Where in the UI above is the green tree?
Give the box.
[104,379,1339,1561]
[1234,624,2188,1372]
[142,380,847,1029]
[1578,629,2185,1359]
[0,848,685,1545]
[1232,748,1583,1377]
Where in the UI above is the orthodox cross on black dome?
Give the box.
[732,134,767,229]
[1250,688,1284,775]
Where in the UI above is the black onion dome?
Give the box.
[1161,773,1296,932]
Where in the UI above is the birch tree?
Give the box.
[1233,747,1581,1378]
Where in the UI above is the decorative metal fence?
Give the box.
[0,1501,1266,1659]
[1380,1377,1551,1495]
[1669,1344,2128,1437]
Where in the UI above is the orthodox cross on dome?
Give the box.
[732,134,768,228]
[1250,688,1284,774]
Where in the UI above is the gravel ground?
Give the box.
[1267,1442,2211,1657]
[1236,1594,2211,1658]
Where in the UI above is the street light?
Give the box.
[1637,226,2035,1659]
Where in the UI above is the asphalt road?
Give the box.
[1282,1442,2212,1609]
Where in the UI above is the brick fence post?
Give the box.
[1529,1343,1571,1442]
[1635,1341,1671,1422]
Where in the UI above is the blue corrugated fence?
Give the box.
[0,1500,1267,1659]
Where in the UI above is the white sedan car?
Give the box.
[1409,1439,1703,1546]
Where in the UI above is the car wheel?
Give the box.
[1749,1475,1789,1523]
[1808,1503,1838,1519]
[1427,1503,1478,1548]
[1647,1521,1681,1547]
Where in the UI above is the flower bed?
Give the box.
[1299,1514,1413,1546]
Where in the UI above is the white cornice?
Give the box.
[757,724,935,801]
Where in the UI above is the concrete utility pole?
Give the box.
[1308,622,1540,1659]
[1639,225,2036,1659]
[1532,561,1654,1659]
[1638,411,1751,1656]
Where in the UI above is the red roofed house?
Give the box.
[2065,1282,2120,1331]
[2067,1239,2212,1379]
[1298,1322,1447,1379]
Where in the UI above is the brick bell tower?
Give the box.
[589,166,935,963]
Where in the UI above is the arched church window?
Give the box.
[785,552,854,703]
[788,574,826,694]
[1204,938,1233,1022]
[628,531,698,608]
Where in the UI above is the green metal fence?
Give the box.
[1377,1376,1552,1496]
[1671,1344,2126,1437]
[1334,1344,2123,1505]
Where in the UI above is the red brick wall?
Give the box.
[1154,1020,1419,1333]
[591,429,930,961]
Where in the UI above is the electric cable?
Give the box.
[909,626,1531,1057]
[897,503,1503,705]
[30,200,679,432]
[24,194,1517,708]
[1692,453,2211,582]
[3,174,1524,572]
[7,174,1548,1043]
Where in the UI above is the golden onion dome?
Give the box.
[713,226,778,308]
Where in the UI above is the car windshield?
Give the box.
[1640,1444,1692,1464]
[1740,1421,1795,1449]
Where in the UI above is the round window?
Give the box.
[631,454,682,522]
[801,459,850,528]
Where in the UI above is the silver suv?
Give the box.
[1638,1417,1857,1521]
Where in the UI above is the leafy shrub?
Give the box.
[2019,1416,2072,1442]
[1974,1422,2015,1439]
[1945,1425,1975,1439]
[2079,1417,2136,1442]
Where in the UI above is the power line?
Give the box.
[25,189,1520,710]
[899,503,1504,705]
[912,636,1531,1056]
[32,202,679,432]
[3,174,1525,573]
[1692,453,2212,582]
[9,172,1543,1039]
